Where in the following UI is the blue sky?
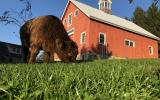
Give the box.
[0,0,153,45]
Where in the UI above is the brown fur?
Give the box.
[20,15,78,63]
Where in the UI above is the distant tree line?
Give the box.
[132,2,160,37]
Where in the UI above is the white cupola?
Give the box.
[98,0,112,14]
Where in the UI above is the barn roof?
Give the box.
[63,0,160,40]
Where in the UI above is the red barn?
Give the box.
[60,0,160,60]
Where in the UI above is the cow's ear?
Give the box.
[56,39,66,50]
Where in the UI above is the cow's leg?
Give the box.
[29,45,39,64]
[50,52,54,63]
[44,52,51,63]
[22,46,29,63]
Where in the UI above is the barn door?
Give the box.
[99,32,106,58]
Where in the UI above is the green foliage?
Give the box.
[132,3,160,37]
[132,7,148,30]
[147,3,160,37]
[0,59,160,99]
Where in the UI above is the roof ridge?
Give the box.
[69,0,160,40]
[0,41,21,46]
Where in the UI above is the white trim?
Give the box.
[148,45,154,55]
[80,32,86,44]
[61,0,70,20]
[124,39,135,47]
[68,12,73,27]
[99,32,106,45]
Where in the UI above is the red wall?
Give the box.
[60,1,158,59]
[89,19,158,58]
[62,2,91,53]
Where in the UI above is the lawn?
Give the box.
[0,59,160,99]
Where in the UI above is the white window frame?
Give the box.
[100,3,103,9]
[68,12,73,27]
[109,3,111,9]
[74,9,78,17]
[81,32,86,44]
[148,46,154,55]
[124,39,135,47]
[99,32,106,45]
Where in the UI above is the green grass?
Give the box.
[0,59,160,100]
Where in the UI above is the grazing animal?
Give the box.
[20,15,78,63]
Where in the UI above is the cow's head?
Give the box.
[56,39,78,62]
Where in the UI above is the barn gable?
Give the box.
[61,0,91,47]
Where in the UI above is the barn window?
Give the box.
[17,48,20,54]
[81,32,86,44]
[68,13,73,26]
[74,9,78,16]
[99,1,111,10]
[63,18,67,25]
[12,47,16,52]
[125,39,135,47]
[105,2,107,8]
[67,28,74,36]
[148,46,153,55]
[99,32,106,45]
[125,40,129,46]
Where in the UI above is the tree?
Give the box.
[0,0,32,27]
[146,3,160,37]
[132,7,148,30]
[0,0,34,62]
[132,3,160,37]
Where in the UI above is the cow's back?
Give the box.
[28,15,69,44]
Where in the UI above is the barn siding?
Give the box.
[58,1,158,60]
[62,2,91,59]
[89,19,158,58]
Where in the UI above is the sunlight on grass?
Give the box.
[0,59,160,99]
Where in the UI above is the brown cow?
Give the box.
[20,15,78,63]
